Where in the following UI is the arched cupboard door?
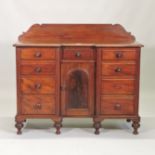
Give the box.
[61,62,95,116]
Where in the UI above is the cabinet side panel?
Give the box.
[135,48,141,116]
[16,47,21,115]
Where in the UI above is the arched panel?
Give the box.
[66,70,88,109]
[61,62,94,116]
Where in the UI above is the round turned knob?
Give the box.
[116,52,123,58]
[75,52,81,57]
[34,52,42,58]
[114,103,121,110]
[34,83,41,89]
[115,67,122,72]
[34,67,42,73]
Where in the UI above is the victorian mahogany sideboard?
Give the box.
[14,24,143,135]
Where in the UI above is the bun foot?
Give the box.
[132,118,140,135]
[15,121,24,135]
[54,121,62,135]
[94,121,101,135]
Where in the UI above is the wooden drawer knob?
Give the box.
[34,67,42,73]
[114,103,121,110]
[34,83,41,89]
[34,52,42,58]
[33,103,42,110]
[115,67,122,72]
[75,52,81,57]
[116,52,123,58]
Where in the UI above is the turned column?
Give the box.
[15,120,24,135]
[93,118,102,135]
[132,117,140,135]
[54,118,62,135]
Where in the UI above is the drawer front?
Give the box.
[20,77,56,94]
[100,95,135,115]
[102,48,137,60]
[21,95,56,115]
[101,79,135,95]
[20,48,56,60]
[102,63,136,77]
[20,62,56,75]
[62,47,94,60]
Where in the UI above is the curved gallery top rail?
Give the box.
[14,24,143,47]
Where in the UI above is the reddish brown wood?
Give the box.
[101,79,135,95]
[20,48,56,60]
[14,24,143,135]
[61,61,95,116]
[21,95,56,115]
[101,48,138,60]
[17,24,136,44]
[101,62,136,77]
[20,62,56,75]
[95,46,141,134]
[100,95,135,115]
[20,77,56,94]
[62,47,94,60]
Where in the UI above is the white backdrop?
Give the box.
[0,0,155,155]
[0,0,155,117]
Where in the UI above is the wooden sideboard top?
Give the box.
[14,24,143,47]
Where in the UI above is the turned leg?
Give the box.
[54,120,62,135]
[15,121,24,135]
[93,120,101,135]
[132,118,140,135]
[126,119,131,122]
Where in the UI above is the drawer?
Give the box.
[100,95,135,115]
[62,47,94,60]
[20,48,56,60]
[101,48,137,60]
[21,95,56,115]
[20,77,55,94]
[20,62,56,75]
[102,62,136,77]
[101,79,135,95]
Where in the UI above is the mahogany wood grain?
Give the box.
[14,24,142,135]
[20,77,56,94]
[17,24,136,44]
[61,61,95,116]
[20,48,56,60]
[20,62,56,75]
[101,62,136,77]
[62,47,94,60]
[101,79,135,95]
[100,95,135,115]
[101,48,138,60]
[21,95,56,115]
